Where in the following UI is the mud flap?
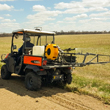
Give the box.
[25,65,47,75]
[6,57,15,73]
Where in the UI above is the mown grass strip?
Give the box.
[65,74,110,104]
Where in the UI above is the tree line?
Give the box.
[0,33,12,37]
[55,30,110,35]
[0,30,110,37]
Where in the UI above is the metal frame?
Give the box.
[59,52,110,67]
[11,31,55,54]
[12,29,55,36]
[74,52,110,67]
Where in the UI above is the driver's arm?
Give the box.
[18,45,23,55]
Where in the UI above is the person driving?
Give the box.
[18,35,34,55]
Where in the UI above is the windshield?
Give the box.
[12,34,54,53]
[30,35,54,46]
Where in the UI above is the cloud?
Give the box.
[90,18,109,21]
[54,2,82,9]
[14,8,24,11]
[63,7,108,14]
[54,1,110,14]
[27,10,61,20]
[27,10,61,24]
[0,18,20,32]
[47,7,51,10]
[88,7,108,12]
[65,14,88,21]
[55,0,110,9]
[26,4,62,29]
[57,21,63,24]
[4,14,11,16]
[0,4,14,11]
[33,5,46,11]
[76,14,88,18]
[79,17,109,24]
[0,17,4,19]
[28,5,62,20]
[78,21,110,31]
[89,11,110,17]
[82,0,110,7]
[0,23,20,29]
[2,19,16,22]
[0,4,23,12]
[64,8,88,14]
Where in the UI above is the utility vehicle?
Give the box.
[1,29,74,90]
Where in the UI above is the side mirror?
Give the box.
[13,45,17,50]
[15,34,19,39]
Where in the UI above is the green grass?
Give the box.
[0,61,4,68]
[66,74,110,104]
[0,34,110,104]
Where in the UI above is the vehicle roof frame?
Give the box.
[11,29,55,54]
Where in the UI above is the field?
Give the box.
[0,34,110,109]
[55,34,110,104]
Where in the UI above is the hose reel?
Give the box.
[45,44,59,60]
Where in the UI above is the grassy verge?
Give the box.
[65,73,110,104]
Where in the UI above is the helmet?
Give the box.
[23,35,31,42]
[26,36,31,42]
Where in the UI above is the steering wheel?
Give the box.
[13,52,18,54]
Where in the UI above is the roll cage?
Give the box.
[11,29,55,54]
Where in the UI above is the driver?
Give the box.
[18,35,34,55]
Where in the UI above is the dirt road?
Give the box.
[0,74,110,110]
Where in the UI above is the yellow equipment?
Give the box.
[45,44,58,60]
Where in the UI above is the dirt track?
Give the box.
[0,74,110,110]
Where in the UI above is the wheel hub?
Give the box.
[29,78,33,85]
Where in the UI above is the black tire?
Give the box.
[25,72,41,91]
[1,65,11,79]
[55,74,72,88]
[53,80,66,88]
[53,70,72,88]
[65,71,72,84]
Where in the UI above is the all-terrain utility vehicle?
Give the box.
[1,29,110,90]
[1,29,75,90]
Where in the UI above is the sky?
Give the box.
[0,0,110,33]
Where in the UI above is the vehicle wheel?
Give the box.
[53,71,72,88]
[1,65,11,79]
[64,71,72,84]
[25,72,41,91]
[58,80,66,88]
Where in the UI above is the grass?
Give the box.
[0,34,110,104]
[65,74,110,104]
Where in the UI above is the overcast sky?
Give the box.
[0,0,110,33]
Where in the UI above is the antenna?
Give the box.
[34,27,42,31]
